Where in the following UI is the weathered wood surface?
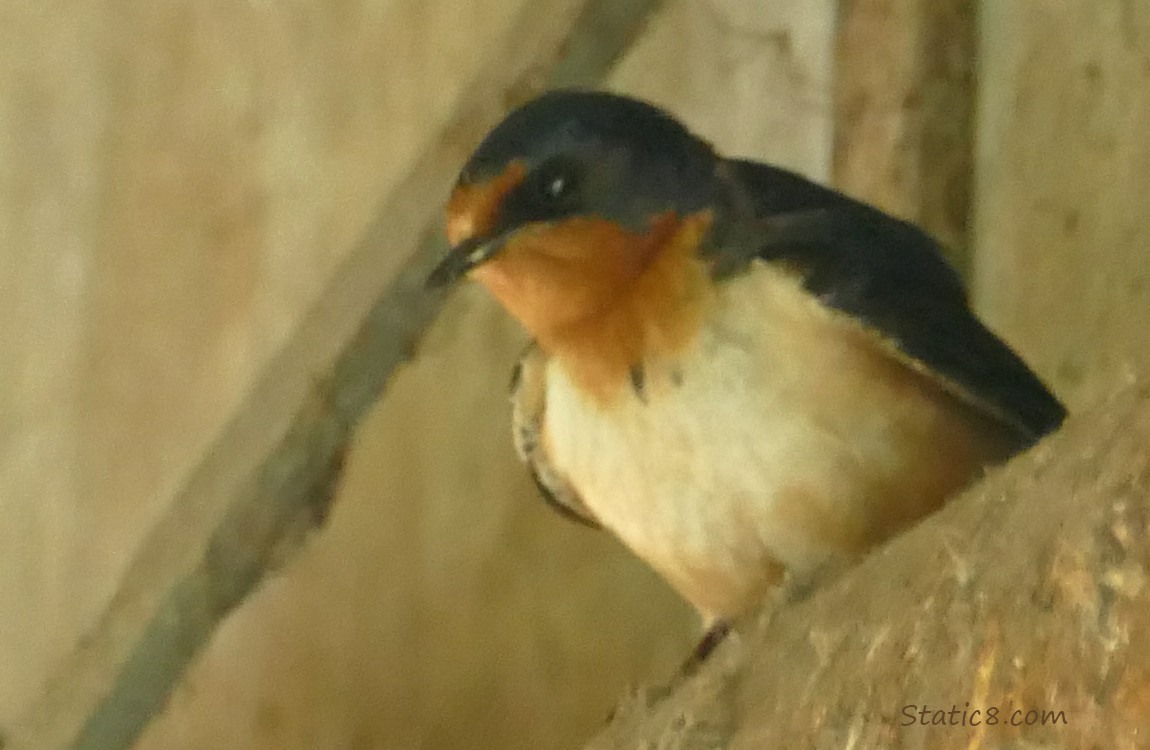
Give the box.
[585,375,1150,749]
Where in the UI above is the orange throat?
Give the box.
[473,211,715,405]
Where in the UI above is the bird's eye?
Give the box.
[545,175,568,199]
[532,158,581,207]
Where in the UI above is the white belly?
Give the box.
[541,263,1003,619]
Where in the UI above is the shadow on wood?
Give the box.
[586,374,1150,748]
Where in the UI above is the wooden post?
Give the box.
[833,0,977,274]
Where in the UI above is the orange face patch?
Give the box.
[473,215,663,333]
[473,210,715,405]
[445,161,527,247]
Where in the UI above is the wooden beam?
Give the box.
[6,1,666,748]
[586,377,1150,748]
[833,0,977,274]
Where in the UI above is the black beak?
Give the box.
[426,231,509,289]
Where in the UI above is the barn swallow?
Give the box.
[428,90,1065,644]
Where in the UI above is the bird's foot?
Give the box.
[676,619,732,679]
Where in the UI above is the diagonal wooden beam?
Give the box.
[7,1,666,748]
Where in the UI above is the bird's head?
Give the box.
[427,90,721,339]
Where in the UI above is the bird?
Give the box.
[427,89,1065,656]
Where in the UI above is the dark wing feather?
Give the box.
[714,159,1065,445]
[510,343,600,528]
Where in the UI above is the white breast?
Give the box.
[542,262,1003,620]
